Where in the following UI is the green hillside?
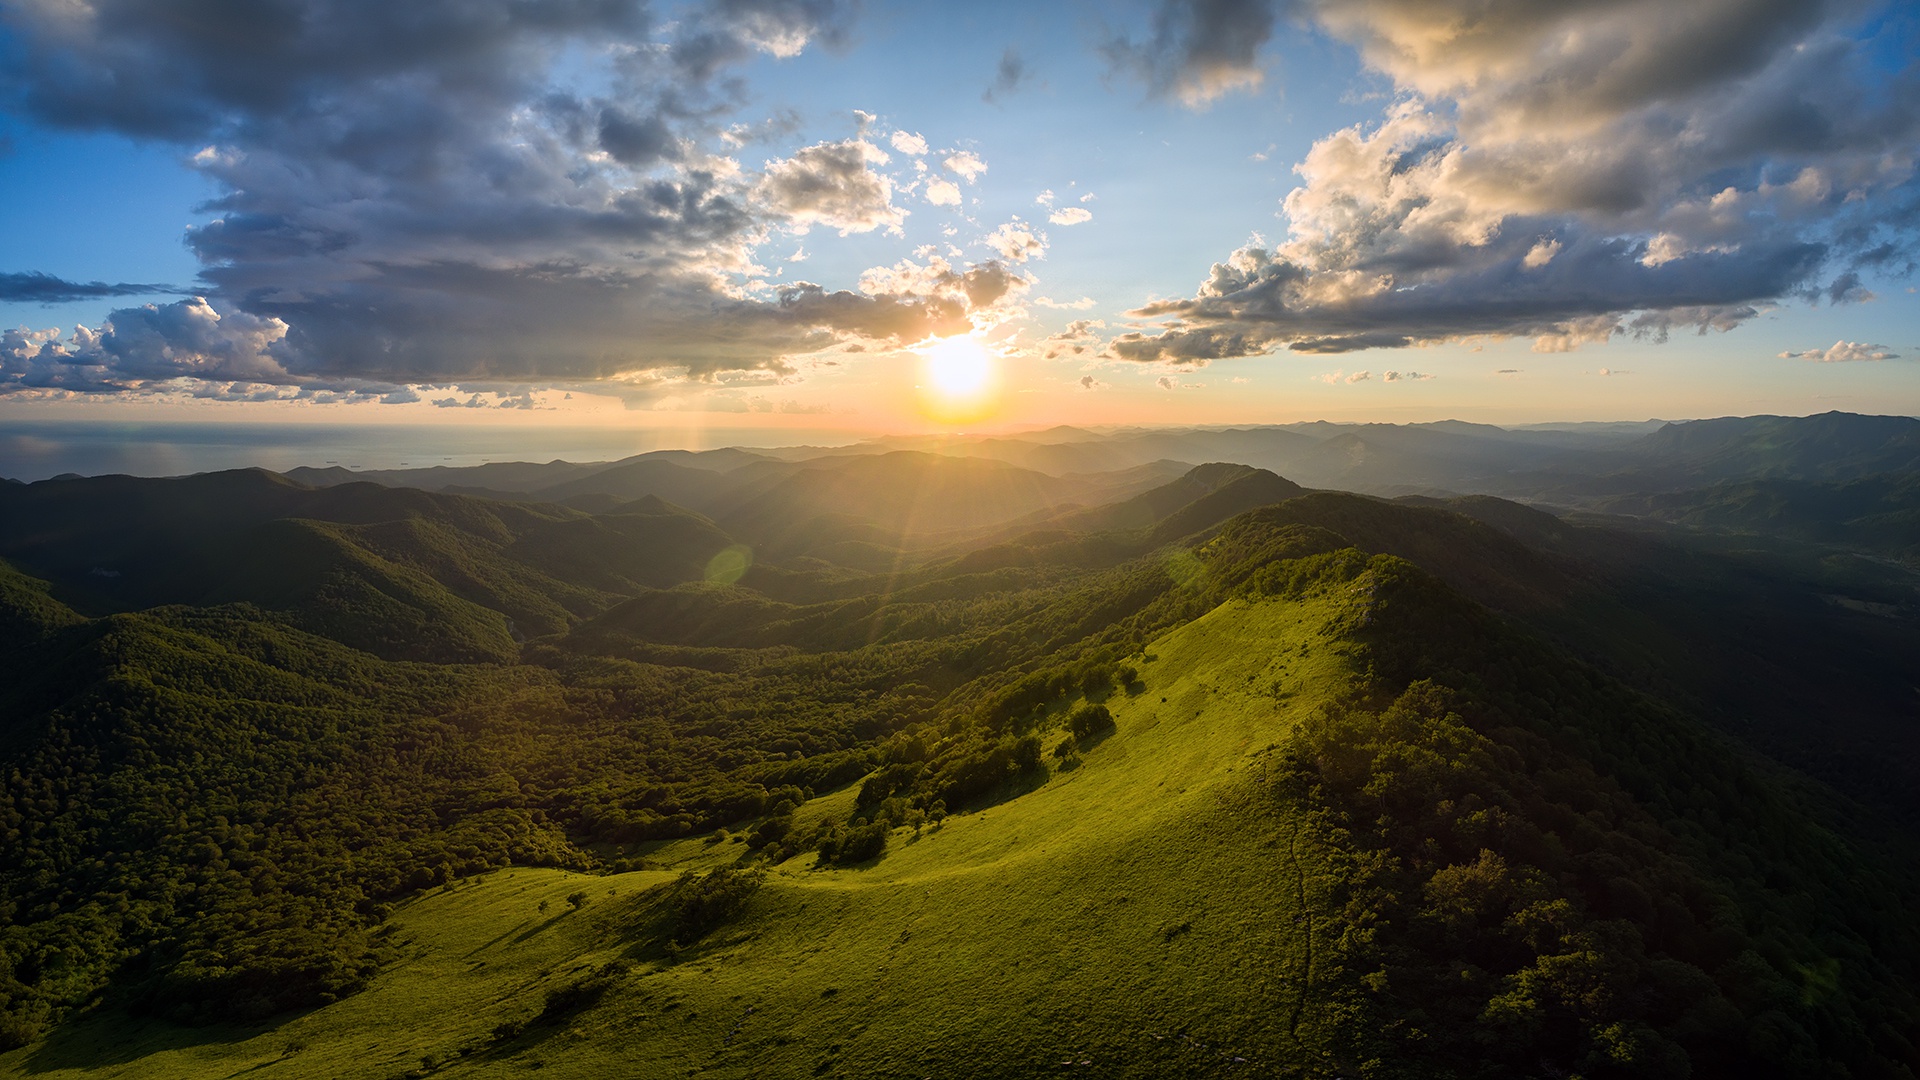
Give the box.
[0,471,746,655]
[6,544,1914,1077]
[1,462,1917,1078]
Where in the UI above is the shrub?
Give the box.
[747,815,791,849]
[1068,703,1115,741]
[823,820,889,865]
[669,868,765,939]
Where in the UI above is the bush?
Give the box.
[746,815,791,849]
[1068,703,1115,741]
[669,868,765,939]
[820,820,889,865]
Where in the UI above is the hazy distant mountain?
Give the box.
[0,469,740,656]
[246,412,1918,522]
[1620,410,1920,482]
[284,446,772,495]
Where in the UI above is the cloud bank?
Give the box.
[1113,0,1920,362]
[0,0,1024,400]
[0,272,185,304]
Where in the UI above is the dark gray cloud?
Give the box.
[1103,0,1280,107]
[0,0,652,140]
[983,47,1030,104]
[1114,0,1920,361]
[0,271,184,303]
[1116,231,1825,360]
[0,0,1036,399]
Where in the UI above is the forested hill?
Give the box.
[1,456,1916,1077]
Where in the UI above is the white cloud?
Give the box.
[1522,239,1560,270]
[984,221,1047,263]
[1779,341,1901,363]
[943,150,988,182]
[890,130,928,155]
[756,139,906,236]
[1043,319,1105,360]
[1048,207,1093,226]
[1036,296,1097,310]
[924,177,962,206]
[1109,1,1920,362]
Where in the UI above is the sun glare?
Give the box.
[918,335,999,422]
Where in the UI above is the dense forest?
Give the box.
[1,414,1917,1077]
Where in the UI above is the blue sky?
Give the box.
[1,0,1915,433]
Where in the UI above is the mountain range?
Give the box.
[0,411,1915,1078]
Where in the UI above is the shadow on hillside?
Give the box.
[18,1007,288,1075]
[950,758,1057,817]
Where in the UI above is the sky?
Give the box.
[0,0,1916,442]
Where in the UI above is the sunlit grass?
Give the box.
[0,594,1352,1079]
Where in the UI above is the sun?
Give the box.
[917,335,1000,422]
[925,335,993,397]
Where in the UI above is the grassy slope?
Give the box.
[1,595,1351,1080]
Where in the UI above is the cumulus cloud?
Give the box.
[756,139,906,236]
[1104,0,1278,108]
[1048,207,1093,226]
[943,151,989,182]
[1078,374,1104,390]
[1043,319,1105,360]
[1156,374,1179,390]
[984,221,1047,263]
[924,177,963,207]
[0,0,1054,399]
[890,130,928,156]
[1112,1,1920,363]
[0,297,296,396]
[1382,370,1433,381]
[1779,340,1901,363]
